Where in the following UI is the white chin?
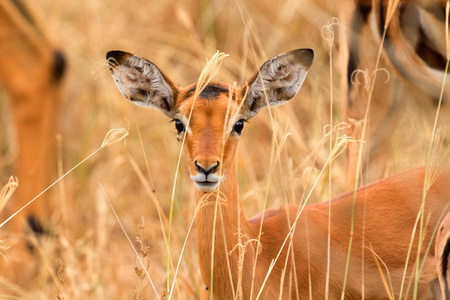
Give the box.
[193,181,219,193]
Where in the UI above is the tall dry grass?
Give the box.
[0,0,448,299]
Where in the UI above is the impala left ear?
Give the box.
[106,50,178,118]
[242,49,314,118]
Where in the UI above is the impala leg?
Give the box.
[339,0,403,188]
[0,0,65,233]
[345,70,404,187]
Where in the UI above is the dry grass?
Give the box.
[0,0,447,299]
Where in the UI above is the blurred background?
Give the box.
[0,0,444,298]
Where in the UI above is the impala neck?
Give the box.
[195,155,257,296]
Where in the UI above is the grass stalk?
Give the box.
[367,245,394,299]
[0,128,128,229]
[99,183,160,300]
[168,205,197,299]
[127,153,182,298]
[321,17,339,299]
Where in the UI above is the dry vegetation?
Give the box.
[0,0,448,299]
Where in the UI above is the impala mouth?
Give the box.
[193,181,220,192]
[190,173,223,193]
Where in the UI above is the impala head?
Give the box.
[107,49,313,193]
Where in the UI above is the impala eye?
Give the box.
[173,119,185,134]
[233,119,246,135]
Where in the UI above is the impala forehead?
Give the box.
[175,83,243,130]
[176,99,241,130]
[180,82,234,102]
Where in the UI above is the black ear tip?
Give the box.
[106,50,129,64]
[292,48,314,68]
[302,48,314,59]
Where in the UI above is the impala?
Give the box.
[0,0,65,233]
[107,49,450,299]
[339,0,449,187]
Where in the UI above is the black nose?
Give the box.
[195,161,220,175]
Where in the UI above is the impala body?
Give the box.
[107,49,449,299]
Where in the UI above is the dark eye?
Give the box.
[233,119,245,135]
[173,119,185,134]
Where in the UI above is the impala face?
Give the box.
[173,83,244,192]
[107,49,313,193]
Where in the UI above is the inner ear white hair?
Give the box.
[107,51,178,118]
[244,49,314,118]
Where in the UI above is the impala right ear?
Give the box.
[242,49,313,118]
[106,51,178,118]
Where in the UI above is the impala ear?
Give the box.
[106,51,178,118]
[242,49,314,118]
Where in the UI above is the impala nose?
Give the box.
[195,161,220,175]
[191,160,222,192]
